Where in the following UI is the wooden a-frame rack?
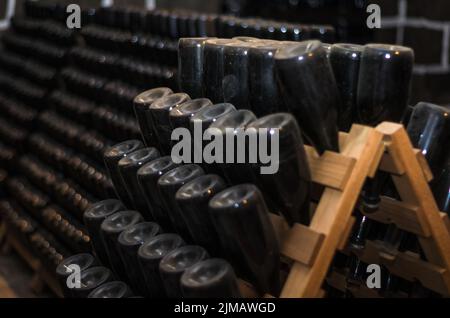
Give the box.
[239,122,450,298]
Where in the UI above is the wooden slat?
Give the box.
[353,240,449,296]
[414,149,434,182]
[281,124,384,298]
[304,146,356,190]
[337,216,355,251]
[269,214,324,266]
[380,148,433,182]
[363,196,428,237]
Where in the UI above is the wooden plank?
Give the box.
[304,146,356,190]
[281,124,384,298]
[415,150,434,182]
[269,213,324,266]
[363,196,428,237]
[337,216,355,251]
[353,240,449,296]
[380,148,433,182]
[376,123,450,293]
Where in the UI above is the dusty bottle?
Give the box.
[209,184,280,295]
[181,258,241,298]
[83,199,125,266]
[356,44,414,125]
[275,40,340,154]
[329,43,363,132]
[103,140,144,207]
[150,93,191,155]
[175,174,226,254]
[159,245,209,297]
[137,233,185,297]
[70,266,114,298]
[178,37,212,98]
[88,281,133,298]
[117,222,162,294]
[133,87,173,147]
[117,147,160,218]
[56,253,98,297]
[203,39,239,103]
[137,156,179,231]
[100,210,143,280]
[157,164,205,241]
[209,109,257,184]
[247,113,312,225]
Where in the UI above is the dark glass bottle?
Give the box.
[209,109,257,184]
[88,281,133,298]
[432,159,450,214]
[133,87,173,148]
[247,113,312,225]
[209,184,280,295]
[158,164,205,241]
[169,98,212,130]
[175,174,226,255]
[159,245,209,298]
[275,40,340,154]
[137,233,185,298]
[150,93,191,155]
[181,258,241,298]
[117,222,162,294]
[406,102,450,176]
[100,210,143,280]
[189,103,237,166]
[83,199,125,267]
[248,43,285,116]
[329,43,363,132]
[178,37,212,98]
[103,140,144,207]
[137,156,179,231]
[222,41,253,110]
[117,147,160,219]
[203,39,239,103]
[56,253,98,298]
[356,44,414,125]
[70,266,114,298]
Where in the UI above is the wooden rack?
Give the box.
[239,122,450,298]
[0,223,63,298]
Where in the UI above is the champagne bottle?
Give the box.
[181,258,241,298]
[209,184,281,295]
[137,156,179,231]
[100,210,143,280]
[275,40,340,154]
[117,147,160,218]
[137,233,185,297]
[175,174,226,254]
[83,199,125,267]
[158,164,205,241]
[134,87,173,147]
[159,245,209,297]
[103,140,144,207]
[117,222,162,295]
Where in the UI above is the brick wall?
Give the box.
[375,0,450,105]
